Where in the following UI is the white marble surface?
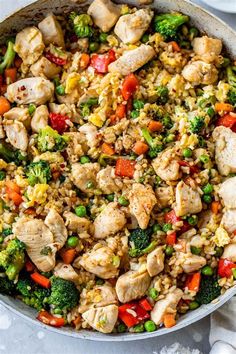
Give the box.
[0,1,235,353]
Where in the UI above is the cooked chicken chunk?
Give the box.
[4,107,30,128]
[79,284,117,313]
[192,36,222,63]
[115,269,151,303]
[7,77,54,105]
[71,162,99,194]
[221,209,236,234]
[38,14,65,48]
[87,0,121,33]
[54,262,80,283]
[114,9,153,44]
[108,45,155,76]
[65,132,85,163]
[97,166,121,194]
[213,126,236,176]
[63,211,92,238]
[79,123,99,148]
[219,177,236,208]
[44,209,67,249]
[3,120,28,151]
[14,26,45,65]
[13,217,56,272]
[156,186,174,208]
[31,105,49,133]
[151,289,183,325]
[77,244,120,279]
[182,60,218,85]
[181,254,206,273]
[222,243,236,262]
[93,202,126,239]
[175,181,202,217]
[82,304,118,334]
[128,183,157,229]
[30,56,61,79]
[152,148,181,182]
[147,246,165,277]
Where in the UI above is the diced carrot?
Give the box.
[60,248,76,264]
[116,104,126,119]
[215,102,233,112]
[101,142,115,156]
[4,68,17,83]
[24,208,36,216]
[80,53,90,70]
[166,232,177,245]
[5,181,21,194]
[132,141,149,156]
[185,272,201,292]
[115,158,136,178]
[7,191,23,206]
[169,41,181,52]
[121,74,139,101]
[0,96,11,115]
[31,272,51,289]
[163,313,176,328]
[14,57,23,69]
[148,120,163,132]
[211,201,221,215]
[72,315,82,327]
[109,114,117,125]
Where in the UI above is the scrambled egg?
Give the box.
[212,227,230,247]
[26,183,49,207]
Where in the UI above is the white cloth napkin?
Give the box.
[209,297,236,354]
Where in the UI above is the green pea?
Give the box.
[191,246,201,255]
[155,176,162,185]
[201,265,214,276]
[207,107,215,118]
[67,236,79,248]
[118,195,129,206]
[165,134,175,143]
[133,99,144,110]
[106,193,115,202]
[202,183,213,194]
[141,33,149,43]
[54,308,63,315]
[165,245,174,256]
[56,84,65,96]
[75,205,87,217]
[144,320,156,332]
[189,301,200,310]
[153,224,162,233]
[99,32,108,43]
[0,171,6,181]
[149,287,159,300]
[86,180,94,189]
[199,155,210,164]
[117,323,126,333]
[183,148,193,158]
[187,215,198,226]
[203,194,212,204]
[89,42,100,52]
[162,223,172,232]
[28,103,36,116]
[214,246,223,257]
[189,27,199,41]
[133,323,144,333]
[80,156,90,164]
[196,88,204,97]
[232,268,236,280]
[130,110,139,119]
[96,278,105,285]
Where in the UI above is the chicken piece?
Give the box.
[213,127,236,176]
[222,243,236,262]
[87,0,121,33]
[128,183,157,229]
[181,254,206,273]
[182,60,218,85]
[115,269,151,303]
[152,148,181,182]
[156,186,174,208]
[108,45,155,76]
[79,284,118,313]
[147,246,165,277]
[71,162,100,194]
[77,244,120,279]
[4,107,30,128]
[31,105,49,133]
[14,26,45,65]
[219,177,236,208]
[38,14,65,48]
[64,132,85,163]
[7,77,54,105]
[114,9,153,44]
[3,120,28,151]
[151,288,183,325]
[175,181,202,217]
[97,167,121,194]
[13,217,56,272]
[30,56,61,79]
[192,36,222,63]
[54,262,80,283]
[221,209,236,234]
[44,209,67,249]
[79,123,99,148]
[63,211,92,238]
[82,304,118,334]
[93,202,126,239]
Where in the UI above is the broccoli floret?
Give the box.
[0,276,16,295]
[196,275,221,304]
[16,278,32,297]
[228,90,236,106]
[98,153,118,167]
[0,40,16,74]
[153,13,189,40]
[189,116,205,134]
[129,240,158,258]
[227,66,236,88]
[37,126,69,153]
[156,86,169,104]
[48,277,79,311]
[129,228,157,257]
[70,12,94,38]
[25,160,51,186]
[0,239,25,281]
[0,143,27,165]
[141,127,163,158]
[80,97,98,117]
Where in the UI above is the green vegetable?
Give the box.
[191,246,201,255]
[141,127,163,158]
[228,90,236,106]
[28,104,36,116]
[133,324,144,333]
[80,97,98,117]
[206,107,215,118]
[232,268,236,279]
[196,275,221,304]
[98,153,118,167]
[16,278,32,297]
[25,160,51,186]
[0,40,16,74]
[165,245,174,256]
[202,183,213,194]
[130,110,140,119]
[189,116,205,134]
[133,99,144,110]
[0,276,15,295]
[70,12,94,38]
[188,301,199,310]
[183,148,192,158]
[201,265,214,276]
[117,323,126,333]
[56,85,66,96]
[156,86,169,104]
[0,239,25,281]
[188,27,199,41]
[199,155,209,164]
[118,195,129,206]
[153,13,189,40]
[80,155,91,164]
[20,281,51,311]
[75,205,87,217]
[203,194,212,204]
[214,246,223,257]
[89,42,100,53]
[0,171,6,181]
[162,115,173,129]
[129,228,152,251]
[144,320,156,332]
[162,223,172,232]
[2,228,12,237]
[106,193,114,202]
[99,33,108,43]
[187,215,198,226]
[48,277,79,311]
[165,133,175,143]
[198,137,206,148]
[37,126,69,152]
[0,142,27,165]
[227,66,236,88]
[129,238,157,258]
[153,224,162,232]
[86,180,94,189]
[149,287,159,300]
[67,236,79,248]
[141,33,149,43]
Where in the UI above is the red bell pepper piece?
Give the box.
[178,160,199,174]
[121,74,139,101]
[115,158,136,178]
[90,49,116,74]
[179,221,191,234]
[164,210,181,225]
[216,113,236,132]
[118,302,150,327]
[37,310,65,327]
[139,298,153,311]
[185,272,201,292]
[218,258,236,278]
[45,52,67,66]
[49,112,70,134]
[166,232,177,245]
[31,272,51,289]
